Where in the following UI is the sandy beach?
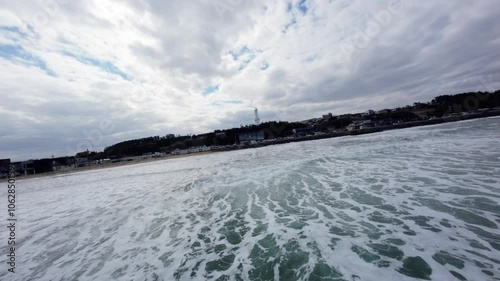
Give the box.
[3,151,217,181]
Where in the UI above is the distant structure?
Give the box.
[238,131,265,143]
[254,108,260,125]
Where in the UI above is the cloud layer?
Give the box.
[1,0,500,160]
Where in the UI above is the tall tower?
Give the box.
[254,108,260,125]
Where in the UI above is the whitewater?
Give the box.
[1,117,499,281]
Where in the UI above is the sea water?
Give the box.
[1,117,499,281]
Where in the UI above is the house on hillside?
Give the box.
[293,127,315,136]
[362,110,375,117]
[237,131,265,143]
[75,157,88,167]
[322,113,333,120]
[377,109,391,114]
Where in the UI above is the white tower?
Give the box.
[254,108,260,125]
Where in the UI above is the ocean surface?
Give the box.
[2,117,500,281]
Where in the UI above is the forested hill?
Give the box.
[102,90,500,157]
[103,121,307,157]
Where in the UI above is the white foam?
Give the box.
[1,117,499,280]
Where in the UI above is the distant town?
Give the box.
[2,90,500,178]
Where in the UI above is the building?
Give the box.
[322,113,333,120]
[293,127,315,136]
[377,109,391,114]
[75,157,89,167]
[347,123,359,131]
[11,160,36,176]
[215,132,226,137]
[0,159,10,178]
[237,131,265,143]
[359,121,375,129]
[362,110,375,117]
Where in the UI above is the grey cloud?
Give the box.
[1,0,500,160]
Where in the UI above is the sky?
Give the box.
[1,0,500,161]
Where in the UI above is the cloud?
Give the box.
[1,0,500,160]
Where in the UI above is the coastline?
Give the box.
[5,110,500,182]
[4,151,216,181]
[214,109,500,152]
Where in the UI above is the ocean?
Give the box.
[2,117,499,281]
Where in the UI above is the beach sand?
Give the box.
[4,151,216,181]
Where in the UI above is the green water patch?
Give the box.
[250,204,266,220]
[328,181,344,191]
[336,211,355,222]
[435,186,498,198]
[489,241,500,251]
[417,198,497,229]
[197,233,211,244]
[339,192,349,199]
[383,238,406,246]
[215,275,230,281]
[214,244,227,253]
[351,245,380,263]
[453,197,500,215]
[396,188,407,194]
[252,223,268,237]
[316,205,334,219]
[465,250,500,265]
[306,241,322,258]
[467,225,500,240]
[404,216,441,232]
[205,254,235,273]
[474,260,489,268]
[402,225,417,236]
[248,235,280,281]
[449,270,467,280]
[369,184,384,191]
[348,188,384,206]
[482,270,494,276]
[329,238,341,250]
[325,200,354,210]
[276,217,293,224]
[368,211,404,225]
[329,226,356,237]
[190,260,203,278]
[158,251,174,267]
[218,215,251,245]
[225,231,242,245]
[376,260,391,268]
[278,240,310,280]
[367,243,404,260]
[287,221,308,230]
[286,195,300,206]
[411,177,437,185]
[397,256,432,280]
[359,221,385,240]
[350,206,362,213]
[432,251,465,269]
[111,265,128,278]
[467,239,490,251]
[364,178,379,184]
[375,204,397,212]
[309,263,344,281]
[439,219,452,228]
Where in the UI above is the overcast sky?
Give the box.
[1,0,500,161]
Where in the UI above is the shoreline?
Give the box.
[5,111,500,181]
[213,110,500,152]
[4,151,216,181]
